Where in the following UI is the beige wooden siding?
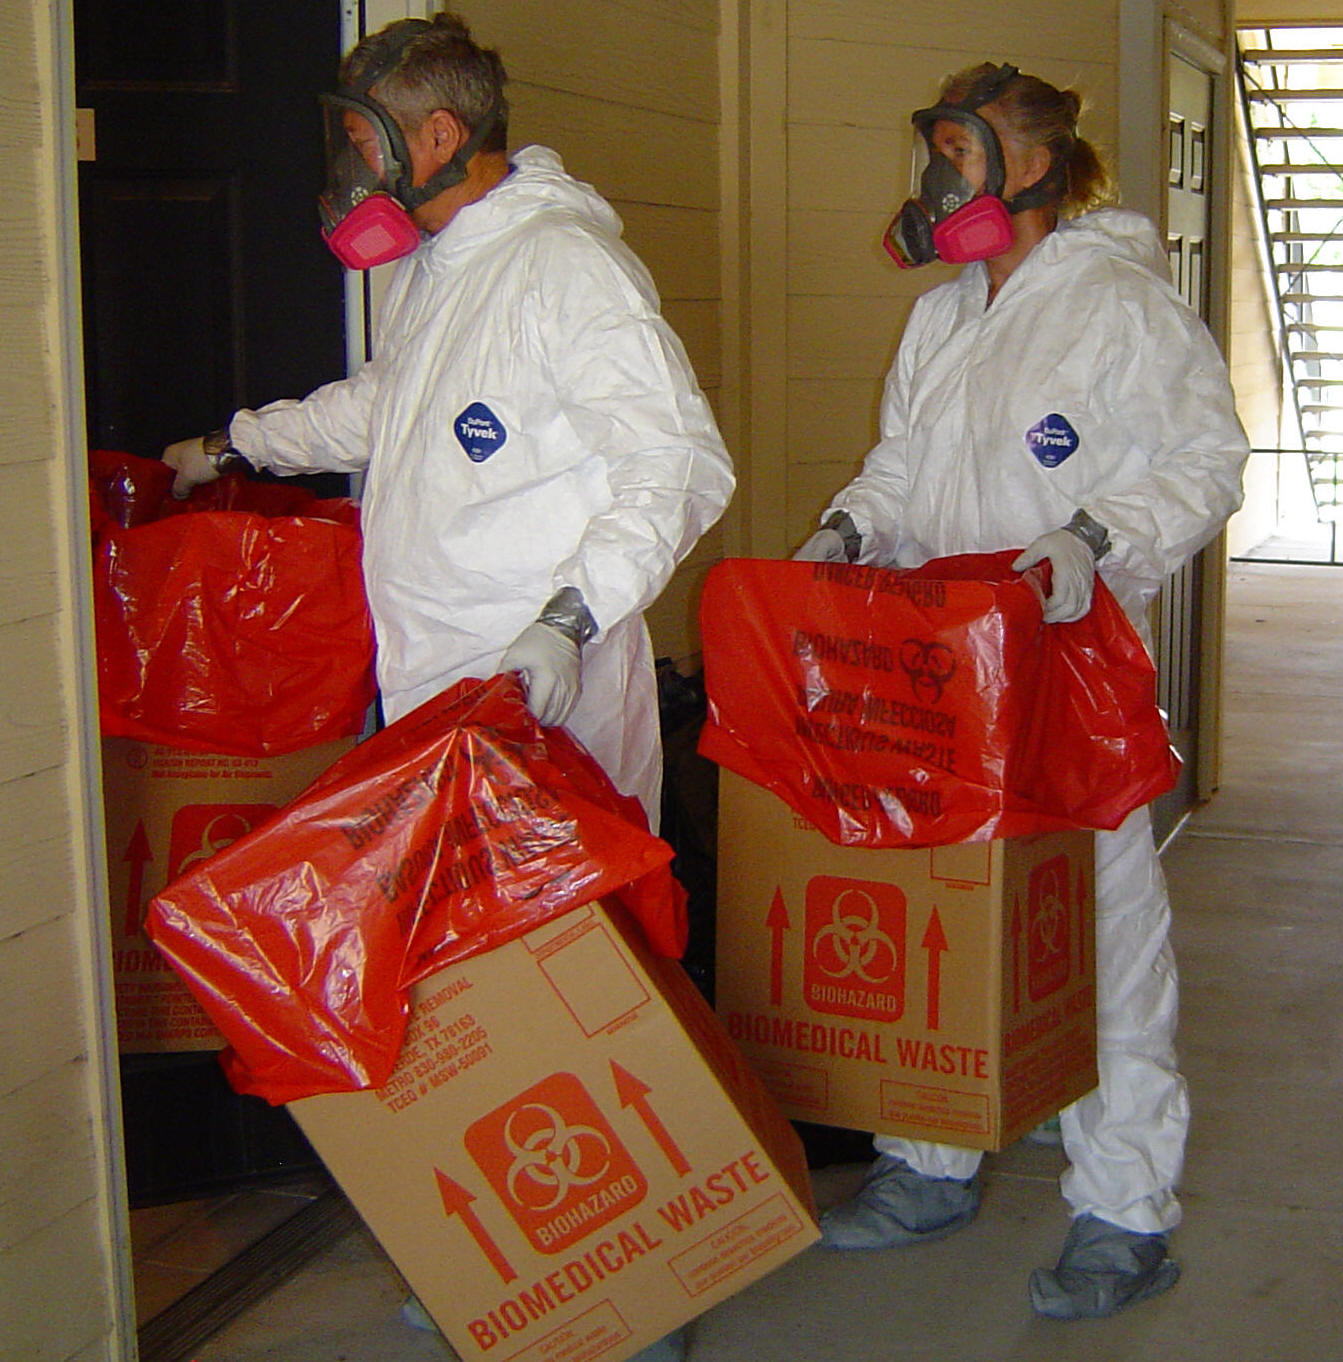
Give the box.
[1,2,125,1358]
[783,2,1120,552]
[1238,1,1343,23]
[459,0,725,665]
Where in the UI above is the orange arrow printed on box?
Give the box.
[611,1061,691,1176]
[435,1168,517,1283]
[1076,866,1089,974]
[123,821,152,937]
[921,909,949,1031]
[765,887,790,1006]
[1010,893,1023,1012]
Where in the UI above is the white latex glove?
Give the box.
[1012,528,1096,623]
[500,621,582,726]
[162,436,222,500]
[793,527,848,562]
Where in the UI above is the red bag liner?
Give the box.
[90,450,374,755]
[146,674,687,1104]
[698,553,1178,847]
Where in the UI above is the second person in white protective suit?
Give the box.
[165,10,734,839]
[796,61,1249,1319]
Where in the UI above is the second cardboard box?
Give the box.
[715,772,1097,1151]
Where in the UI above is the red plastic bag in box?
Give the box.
[698,552,1178,847]
[90,450,375,756]
[146,674,687,1104]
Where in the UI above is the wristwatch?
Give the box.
[202,427,244,474]
[1063,508,1111,562]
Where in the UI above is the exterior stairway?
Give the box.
[1240,31,1343,536]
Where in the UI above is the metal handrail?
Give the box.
[1236,52,1308,449]
[1240,447,1342,563]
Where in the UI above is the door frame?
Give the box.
[62,1,400,1352]
[1121,3,1236,816]
[51,0,139,1351]
[1166,19,1234,806]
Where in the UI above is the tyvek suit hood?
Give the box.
[1042,205,1171,278]
[231,145,734,822]
[417,145,625,267]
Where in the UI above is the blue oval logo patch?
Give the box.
[455,402,507,463]
[1025,413,1080,468]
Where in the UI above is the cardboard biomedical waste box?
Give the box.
[289,900,819,1362]
[102,736,351,1052]
[715,771,1097,1151]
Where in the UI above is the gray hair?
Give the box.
[341,9,508,150]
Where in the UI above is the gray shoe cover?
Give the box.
[819,1154,981,1250]
[1029,1213,1180,1319]
[628,1327,688,1362]
[399,1294,440,1334]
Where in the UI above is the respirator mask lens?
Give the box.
[884,110,1013,268]
[318,96,423,270]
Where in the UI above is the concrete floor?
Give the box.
[188,559,1343,1362]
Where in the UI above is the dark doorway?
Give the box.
[76,0,348,1209]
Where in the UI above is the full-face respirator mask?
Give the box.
[318,23,501,270]
[884,63,1058,269]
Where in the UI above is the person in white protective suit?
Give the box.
[165,10,733,844]
[166,19,732,1357]
[796,62,1248,1319]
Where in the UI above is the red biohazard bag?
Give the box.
[146,674,687,1104]
[698,553,1178,847]
[90,450,375,755]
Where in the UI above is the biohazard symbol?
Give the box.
[1026,854,1072,1002]
[899,638,957,705]
[811,888,899,983]
[1030,862,1068,962]
[502,1102,612,1213]
[175,812,258,874]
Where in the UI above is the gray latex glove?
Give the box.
[1013,528,1097,623]
[793,527,848,562]
[162,436,222,500]
[501,621,582,726]
[793,510,862,563]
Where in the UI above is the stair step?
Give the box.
[1249,88,1343,101]
[1241,49,1343,64]
[1266,198,1343,210]
[1256,129,1343,140]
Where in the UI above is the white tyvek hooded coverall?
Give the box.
[823,208,1249,1234]
[229,146,735,827]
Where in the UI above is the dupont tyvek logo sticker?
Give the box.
[1025,413,1080,468]
[454,402,507,462]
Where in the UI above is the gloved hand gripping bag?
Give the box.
[698,553,1178,847]
[146,674,687,1104]
[90,450,374,755]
